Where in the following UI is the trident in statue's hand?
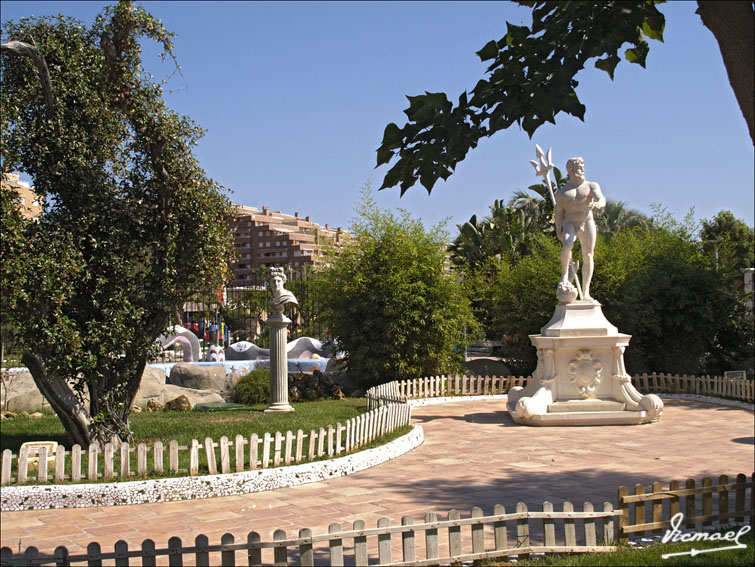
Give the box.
[529,144,556,207]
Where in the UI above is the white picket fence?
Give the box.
[0,403,411,486]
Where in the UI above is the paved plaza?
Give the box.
[1,398,753,558]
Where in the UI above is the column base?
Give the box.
[264,402,294,413]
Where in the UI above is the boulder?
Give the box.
[164,395,192,412]
[168,363,226,391]
[5,389,50,412]
[146,399,164,412]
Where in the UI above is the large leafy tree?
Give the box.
[320,187,475,387]
[700,210,755,282]
[377,1,753,194]
[0,2,234,447]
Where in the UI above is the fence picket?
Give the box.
[471,506,485,554]
[221,533,236,566]
[735,473,746,522]
[543,501,555,546]
[425,512,439,560]
[328,523,343,566]
[603,502,615,544]
[72,444,82,482]
[335,423,343,455]
[262,432,271,468]
[295,429,304,462]
[299,528,313,567]
[273,529,287,566]
[118,442,131,481]
[353,520,368,566]
[247,532,261,567]
[234,435,244,472]
[274,431,283,467]
[189,440,199,476]
[685,478,696,529]
[154,441,164,473]
[55,445,66,482]
[563,501,576,547]
[651,482,663,534]
[633,484,645,536]
[448,509,462,557]
[401,515,416,563]
[169,440,179,472]
[307,430,316,461]
[87,541,102,567]
[669,480,680,520]
[327,425,334,457]
[195,534,209,567]
[249,434,259,470]
[38,446,48,483]
[204,438,217,475]
[702,477,713,526]
[584,502,596,546]
[493,504,507,552]
[719,474,729,523]
[88,444,98,481]
[516,502,530,557]
[115,540,130,567]
[167,536,182,567]
[104,443,114,480]
[377,517,391,565]
[137,443,147,476]
[141,539,156,567]
[285,431,294,465]
[220,436,230,474]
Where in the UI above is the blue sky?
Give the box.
[2,1,753,234]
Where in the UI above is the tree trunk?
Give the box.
[22,352,92,447]
[696,1,755,143]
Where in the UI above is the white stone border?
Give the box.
[0,426,423,512]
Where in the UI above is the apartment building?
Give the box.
[229,204,346,285]
[1,172,42,220]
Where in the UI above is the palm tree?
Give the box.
[594,200,649,235]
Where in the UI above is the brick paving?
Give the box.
[1,398,753,559]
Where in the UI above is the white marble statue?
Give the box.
[268,267,298,314]
[510,146,662,426]
[554,157,606,302]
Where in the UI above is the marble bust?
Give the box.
[268,267,298,316]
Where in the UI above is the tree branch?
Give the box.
[1,39,57,118]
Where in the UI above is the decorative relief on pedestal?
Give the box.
[568,349,602,398]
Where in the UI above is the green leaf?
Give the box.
[642,13,665,42]
[381,122,402,146]
[594,53,621,79]
[624,41,650,68]
[476,40,499,62]
[376,146,393,167]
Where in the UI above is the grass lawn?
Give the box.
[1,399,412,483]
[1,398,369,452]
[482,531,754,566]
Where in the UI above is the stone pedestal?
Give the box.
[264,314,294,413]
[507,300,662,425]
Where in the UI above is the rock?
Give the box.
[168,363,226,391]
[164,395,192,412]
[146,399,164,412]
[131,405,142,413]
[332,388,345,400]
[289,386,301,402]
[28,412,43,418]
[5,388,50,413]
[1,411,17,419]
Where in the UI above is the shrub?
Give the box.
[230,368,270,405]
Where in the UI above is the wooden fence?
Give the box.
[0,403,411,486]
[367,371,754,409]
[0,500,622,566]
[618,473,754,544]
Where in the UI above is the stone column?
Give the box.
[264,313,294,412]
